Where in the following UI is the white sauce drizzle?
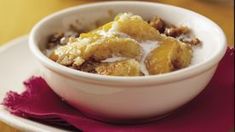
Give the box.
[96,22,129,39]
[102,56,127,63]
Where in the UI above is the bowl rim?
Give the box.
[29,1,227,84]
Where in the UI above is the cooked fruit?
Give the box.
[48,13,196,76]
[149,16,166,33]
[83,37,142,61]
[96,59,141,76]
[145,37,192,75]
[174,43,193,69]
[114,13,161,41]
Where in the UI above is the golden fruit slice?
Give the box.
[145,37,192,75]
[114,13,161,41]
[96,59,141,76]
[174,43,193,69]
[83,37,142,61]
[79,32,102,43]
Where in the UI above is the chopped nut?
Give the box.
[47,43,57,49]
[76,60,99,73]
[47,33,64,49]
[48,33,64,43]
[164,26,190,37]
[181,37,201,46]
[149,17,166,33]
[60,37,69,45]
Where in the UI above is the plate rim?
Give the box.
[0,35,67,132]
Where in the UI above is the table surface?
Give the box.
[0,0,234,131]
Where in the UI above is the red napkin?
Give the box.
[2,48,234,132]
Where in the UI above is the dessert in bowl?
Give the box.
[29,1,227,122]
[46,12,200,76]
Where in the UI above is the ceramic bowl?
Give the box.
[29,1,227,122]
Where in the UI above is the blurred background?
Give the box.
[0,0,234,131]
[0,0,234,46]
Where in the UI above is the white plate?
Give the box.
[0,36,67,132]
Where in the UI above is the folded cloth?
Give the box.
[2,48,234,132]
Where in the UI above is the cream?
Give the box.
[102,56,127,63]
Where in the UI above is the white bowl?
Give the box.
[29,1,227,122]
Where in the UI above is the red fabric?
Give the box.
[2,48,234,132]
